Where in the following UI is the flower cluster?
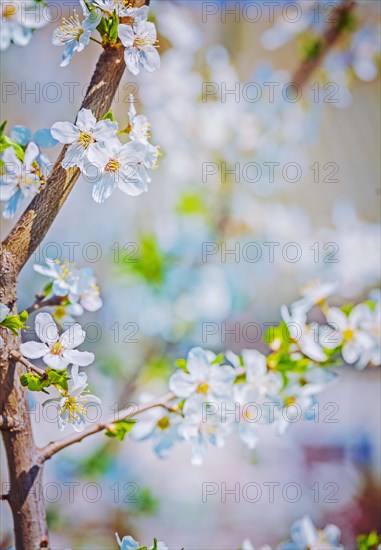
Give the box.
[1,0,50,50]
[52,0,160,75]
[51,102,159,203]
[0,123,56,218]
[243,514,344,550]
[116,514,380,550]
[33,257,103,324]
[131,283,380,465]
[116,533,168,550]
[16,258,103,431]
[20,312,99,431]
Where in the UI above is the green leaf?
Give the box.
[1,311,29,335]
[108,10,119,43]
[101,109,116,122]
[0,135,25,161]
[298,34,324,62]
[175,358,187,371]
[130,487,159,516]
[211,352,224,365]
[341,303,354,315]
[105,419,136,441]
[0,120,7,137]
[20,373,50,393]
[46,368,69,391]
[96,16,109,38]
[42,281,54,297]
[357,531,381,550]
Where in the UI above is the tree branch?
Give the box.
[9,350,47,379]
[25,295,64,315]
[1,0,149,276]
[292,0,356,89]
[39,392,175,462]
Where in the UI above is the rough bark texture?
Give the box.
[1,2,148,548]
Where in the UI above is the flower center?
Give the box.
[3,3,16,19]
[62,397,86,422]
[196,382,209,395]
[157,416,170,430]
[105,158,121,173]
[133,33,158,50]
[56,11,83,44]
[78,132,95,148]
[284,396,296,408]
[343,328,354,341]
[51,342,64,355]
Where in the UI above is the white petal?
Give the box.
[76,108,96,132]
[35,312,59,345]
[169,371,198,398]
[20,341,49,359]
[140,46,160,73]
[51,122,80,144]
[118,24,134,47]
[60,323,85,349]
[24,142,39,169]
[43,353,69,370]
[124,47,141,75]
[92,119,118,142]
[63,349,94,367]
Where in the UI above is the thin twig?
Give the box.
[39,392,175,462]
[25,295,64,315]
[292,0,356,89]
[9,350,47,379]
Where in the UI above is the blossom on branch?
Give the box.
[20,312,94,370]
[86,139,150,203]
[51,108,118,170]
[118,9,160,76]
[52,4,101,67]
[0,141,43,219]
[43,365,101,432]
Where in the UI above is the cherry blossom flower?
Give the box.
[93,0,147,18]
[324,305,376,368]
[86,139,149,203]
[291,280,337,316]
[116,533,168,550]
[229,349,282,449]
[275,368,337,435]
[0,141,42,218]
[179,397,233,465]
[20,312,94,370]
[130,394,182,458]
[43,365,101,431]
[51,108,118,170]
[278,515,344,550]
[52,5,101,67]
[128,95,160,169]
[1,0,50,50]
[281,305,327,362]
[169,347,236,403]
[118,10,160,76]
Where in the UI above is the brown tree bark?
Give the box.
[0,2,148,549]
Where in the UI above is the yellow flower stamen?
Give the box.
[157,416,170,430]
[196,382,209,395]
[78,132,95,149]
[51,342,64,355]
[105,158,121,173]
